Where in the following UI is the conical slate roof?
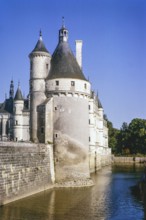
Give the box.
[30,31,49,54]
[48,41,87,80]
[14,87,23,100]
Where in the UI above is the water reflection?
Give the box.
[109,166,143,220]
[0,166,144,220]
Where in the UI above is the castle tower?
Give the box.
[13,84,24,141]
[29,31,51,142]
[45,23,92,184]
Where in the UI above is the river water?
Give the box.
[0,165,144,220]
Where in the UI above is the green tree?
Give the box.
[128,118,146,154]
[104,116,146,155]
[104,115,119,154]
[116,118,146,155]
[116,122,129,155]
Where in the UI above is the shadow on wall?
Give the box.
[54,133,87,165]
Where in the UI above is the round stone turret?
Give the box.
[13,85,24,141]
[30,30,50,54]
[14,85,23,101]
[29,31,51,142]
[46,25,90,98]
[29,31,51,79]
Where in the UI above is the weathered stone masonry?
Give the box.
[0,142,54,205]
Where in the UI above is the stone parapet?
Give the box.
[113,156,146,164]
[0,142,54,206]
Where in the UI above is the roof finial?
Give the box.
[62,16,65,27]
[39,29,42,40]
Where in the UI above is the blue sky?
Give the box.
[0,0,146,129]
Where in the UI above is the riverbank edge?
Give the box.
[113,156,146,164]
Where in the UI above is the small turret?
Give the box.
[29,31,51,142]
[30,30,49,54]
[59,17,68,42]
[13,83,24,141]
[14,83,23,100]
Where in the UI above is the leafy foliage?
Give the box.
[120,118,146,155]
[104,115,119,153]
[105,116,146,155]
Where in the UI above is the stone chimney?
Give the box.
[75,40,83,69]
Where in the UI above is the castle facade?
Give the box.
[0,24,111,179]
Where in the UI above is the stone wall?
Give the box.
[0,140,111,206]
[53,96,91,184]
[89,149,111,173]
[113,156,146,164]
[0,142,54,205]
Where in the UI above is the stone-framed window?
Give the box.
[88,105,90,110]
[56,81,59,86]
[71,81,75,86]
[84,83,87,89]
[89,137,91,142]
[46,63,49,70]
[41,127,44,134]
